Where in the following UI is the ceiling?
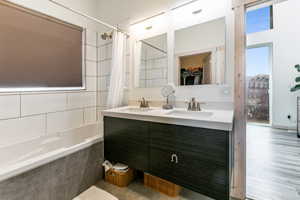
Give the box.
[96,0,184,27]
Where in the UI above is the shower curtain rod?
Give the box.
[48,0,130,37]
[140,40,167,54]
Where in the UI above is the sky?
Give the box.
[246,6,271,77]
[246,6,272,34]
[246,46,270,77]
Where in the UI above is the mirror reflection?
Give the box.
[138,33,168,88]
[174,18,226,86]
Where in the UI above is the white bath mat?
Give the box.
[73,186,118,200]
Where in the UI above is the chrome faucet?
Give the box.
[187,98,204,111]
[139,97,149,108]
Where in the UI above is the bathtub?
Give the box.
[0,123,102,182]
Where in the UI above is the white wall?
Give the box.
[247,0,300,129]
[129,0,234,105]
[96,0,182,28]
[174,18,225,54]
[0,0,108,147]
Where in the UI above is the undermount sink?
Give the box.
[166,110,213,118]
[121,107,154,113]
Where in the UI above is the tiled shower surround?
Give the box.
[0,28,128,199]
[0,30,100,147]
[0,28,131,146]
[0,142,104,200]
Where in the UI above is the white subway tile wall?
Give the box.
[0,30,100,148]
[86,61,97,76]
[86,76,97,91]
[21,93,67,116]
[0,95,20,120]
[46,109,84,134]
[86,30,98,47]
[0,115,46,147]
[84,107,97,124]
[86,45,97,61]
[67,92,97,109]
[0,29,131,147]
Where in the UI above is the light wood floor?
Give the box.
[247,125,300,200]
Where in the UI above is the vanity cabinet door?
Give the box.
[104,117,149,171]
[172,150,229,200]
[149,122,229,165]
[149,147,177,181]
[149,122,230,200]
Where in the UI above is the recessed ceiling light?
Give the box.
[192,9,202,15]
[145,26,153,30]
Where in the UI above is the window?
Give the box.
[246,45,271,124]
[0,1,84,92]
[246,5,273,34]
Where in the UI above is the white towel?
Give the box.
[73,186,118,200]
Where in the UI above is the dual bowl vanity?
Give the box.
[102,106,234,200]
[103,5,233,200]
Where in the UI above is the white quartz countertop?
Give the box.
[102,106,234,131]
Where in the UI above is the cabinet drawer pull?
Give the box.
[171,154,178,163]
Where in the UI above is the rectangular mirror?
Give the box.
[174,17,226,86]
[137,33,168,88]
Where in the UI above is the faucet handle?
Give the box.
[196,102,206,111]
[185,101,192,111]
[139,97,150,108]
[145,101,149,107]
[196,102,201,111]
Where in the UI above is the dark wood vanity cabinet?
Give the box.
[104,117,231,200]
[104,117,149,171]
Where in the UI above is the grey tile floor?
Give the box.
[95,124,300,200]
[95,179,214,200]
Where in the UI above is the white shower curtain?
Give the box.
[107,31,127,108]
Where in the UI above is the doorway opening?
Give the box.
[246,45,272,125]
[245,1,300,200]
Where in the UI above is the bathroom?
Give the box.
[0,0,299,200]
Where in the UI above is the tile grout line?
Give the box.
[96,31,100,122]
[1,90,96,97]
[0,106,98,122]
[82,107,85,124]
[45,113,48,135]
[96,32,101,122]
[19,94,22,118]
